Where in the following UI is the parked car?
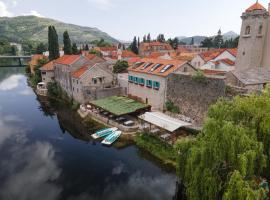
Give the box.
[123,120,135,127]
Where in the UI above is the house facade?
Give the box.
[40,60,55,84]
[71,62,118,103]
[128,58,195,110]
[139,42,174,57]
[191,48,237,72]
[54,55,90,97]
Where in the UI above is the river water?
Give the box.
[0,67,177,200]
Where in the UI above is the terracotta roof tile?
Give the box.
[71,65,89,78]
[199,49,226,62]
[246,2,266,12]
[219,58,235,66]
[40,60,54,71]
[226,48,238,57]
[203,69,226,76]
[54,55,81,65]
[128,58,187,77]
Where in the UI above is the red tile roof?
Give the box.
[55,55,81,65]
[246,2,266,12]
[41,60,54,71]
[146,52,166,59]
[128,58,187,77]
[122,50,138,58]
[199,49,225,62]
[226,48,238,57]
[71,65,89,78]
[219,58,235,66]
[140,42,173,52]
[203,69,226,76]
[98,46,117,52]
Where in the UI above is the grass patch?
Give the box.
[135,133,177,167]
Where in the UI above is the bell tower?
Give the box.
[235,1,269,70]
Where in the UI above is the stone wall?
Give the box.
[166,72,226,125]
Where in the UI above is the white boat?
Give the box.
[101,131,122,145]
[91,127,118,139]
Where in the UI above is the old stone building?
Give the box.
[40,60,55,84]
[128,58,196,110]
[71,62,120,103]
[228,1,270,90]
[54,55,91,97]
[139,42,174,57]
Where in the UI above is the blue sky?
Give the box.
[0,0,269,40]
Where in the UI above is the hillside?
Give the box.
[0,16,118,44]
[177,31,239,45]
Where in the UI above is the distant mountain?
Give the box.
[0,16,118,44]
[177,31,239,45]
[223,31,239,40]
[177,36,207,45]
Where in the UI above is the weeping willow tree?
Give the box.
[175,87,270,200]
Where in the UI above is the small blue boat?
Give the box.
[101,131,122,145]
[91,127,118,139]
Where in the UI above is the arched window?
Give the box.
[259,25,263,35]
[245,26,251,35]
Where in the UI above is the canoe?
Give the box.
[101,131,122,145]
[91,127,118,139]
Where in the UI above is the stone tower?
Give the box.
[235,1,270,70]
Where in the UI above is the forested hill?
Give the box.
[0,16,118,44]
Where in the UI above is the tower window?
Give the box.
[258,25,263,35]
[245,26,251,35]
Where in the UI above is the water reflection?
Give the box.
[0,142,62,200]
[0,68,177,200]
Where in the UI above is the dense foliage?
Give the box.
[29,58,49,86]
[176,87,270,200]
[165,100,180,114]
[63,31,72,55]
[48,26,60,60]
[113,60,129,73]
[90,38,112,47]
[89,49,102,57]
[130,36,139,54]
[0,39,17,55]
[201,30,239,49]
[135,133,177,167]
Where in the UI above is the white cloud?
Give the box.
[23,10,44,18]
[88,0,114,11]
[0,142,62,200]
[0,1,13,17]
[11,0,18,6]
[0,75,24,91]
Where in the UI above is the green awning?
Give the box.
[90,96,150,116]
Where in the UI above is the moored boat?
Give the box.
[91,127,118,139]
[101,131,122,145]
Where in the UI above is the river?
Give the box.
[0,67,177,200]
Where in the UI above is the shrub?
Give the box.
[165,100,180,114]
[113,60,129,73]
[192,70,207,83]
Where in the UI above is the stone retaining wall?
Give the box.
[166,72,226,125]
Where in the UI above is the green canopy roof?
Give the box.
[91,96,150,116]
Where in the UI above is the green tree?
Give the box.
[213,29,223,48]
[190,37,194,45]
[168,37,179,49]
[147,33,151,42]
[201,37,214,49]
[89,49,102,57]
[63,31,72,55]
[36,42,46,54]
[48,26,60,60]
[113,60,129,73]
[130,36,138,54]
[72,43,79,54]
[85,44,89,51]
[176,87,270,200]
[223,171,267,200]
[157,34,166,43]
